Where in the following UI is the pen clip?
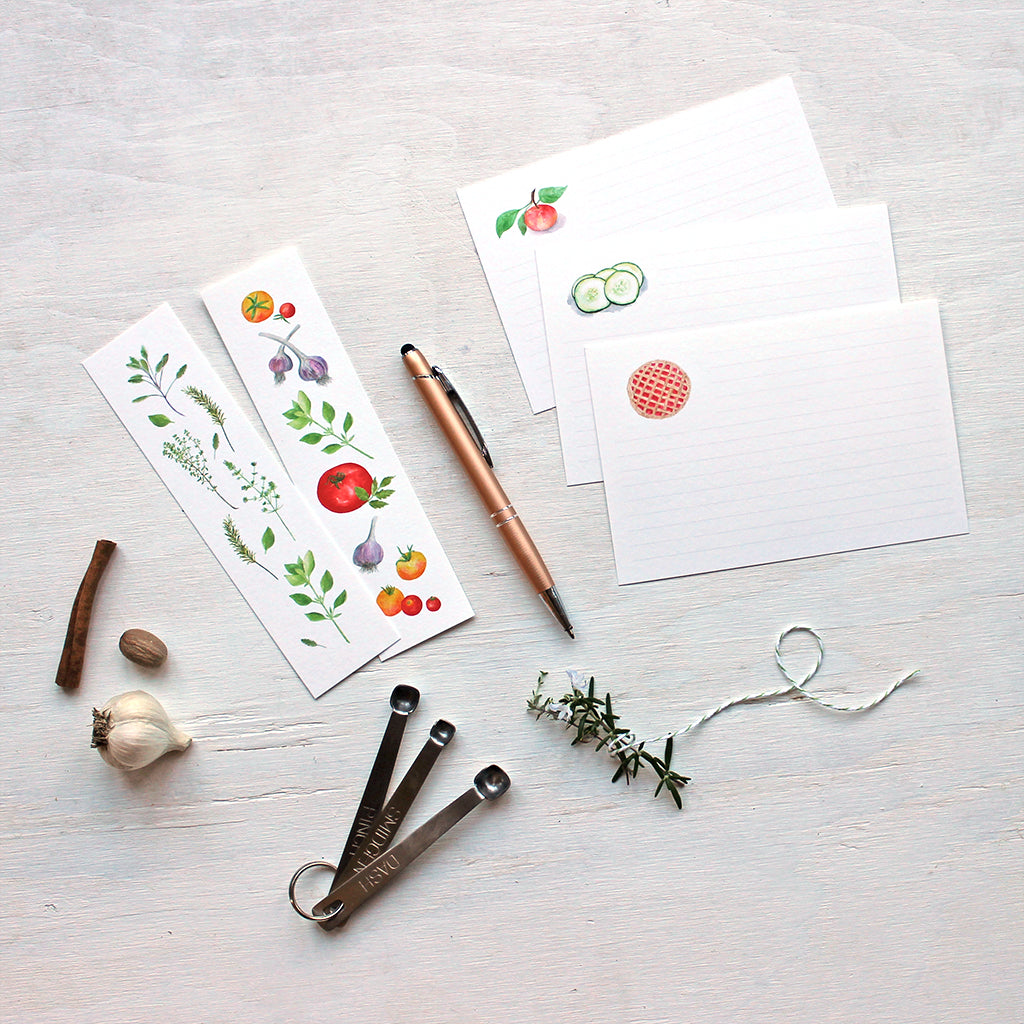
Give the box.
[433,366,493,467]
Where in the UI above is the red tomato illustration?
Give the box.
[425,596,441,612]
[317,463,373,514]
[401,594,423,616]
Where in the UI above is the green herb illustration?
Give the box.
[496,186,567,238]
[284,550,349,642]
[224,459,295,539]
[127,345,187,424]
[283,390,372,458]
[184,385,235,453]
[528,671,690,808]
[300,638,324,648]
[222,516,277,578]
[162,429,237,508]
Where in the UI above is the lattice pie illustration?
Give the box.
[627,360,691,419]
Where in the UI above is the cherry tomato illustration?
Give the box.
[278,302,296,319]
[425,596,441,612]
[401,594,423,616]
[317,463,373,514]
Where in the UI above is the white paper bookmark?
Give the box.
[83,304,401,697]
[201,249,474,657]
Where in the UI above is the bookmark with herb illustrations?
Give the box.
[202,248,474,657]
[83,304,400,697]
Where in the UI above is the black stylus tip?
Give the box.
[400,343,416,355]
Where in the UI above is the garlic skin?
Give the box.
[91,690,192,771]
[352,515,384,572]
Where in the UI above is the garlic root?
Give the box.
[91,690,192,771]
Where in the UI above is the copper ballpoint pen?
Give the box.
[401,344,574,638]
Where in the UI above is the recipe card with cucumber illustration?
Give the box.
[536,205,902,484]
[585,300,969,585]
[457,76,835,413]
[202,248,474,656]
[84,304,400,697]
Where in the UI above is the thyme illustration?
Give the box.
[284,550,349,642]
[283,391,372,458]
[162,429,236,508]
[224,459,295,539]
[222,517,277,578]
[528,671,690,808]
[127,345,187,421]
[184,385,235,452]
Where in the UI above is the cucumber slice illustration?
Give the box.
[604,269,641,306]
[612,262,645,287]
[594,268,616,281]
[572,276,611,313]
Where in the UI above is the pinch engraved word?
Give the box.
[352,808,402,873]
[356,852,401,895]
[350,809,379,849]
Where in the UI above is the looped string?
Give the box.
[606,625,918,755]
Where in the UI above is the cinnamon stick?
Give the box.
[55,539,117,689]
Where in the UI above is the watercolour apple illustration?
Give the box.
[495,186,567,238]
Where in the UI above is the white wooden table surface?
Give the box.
[3,2,1022,1021]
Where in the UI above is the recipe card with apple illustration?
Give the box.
[202,249,474,657]
[457,76,835,413]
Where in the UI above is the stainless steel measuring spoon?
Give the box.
[317,764,511,929]
[328,684,419,891]
[313,718,456,922]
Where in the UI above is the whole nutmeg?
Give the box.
[118,628,168,668]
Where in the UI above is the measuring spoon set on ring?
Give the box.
[289,684,510,930]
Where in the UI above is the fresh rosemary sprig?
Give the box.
[283,550,350,642]
[162,429,236,508]
[222,516,277,578]
[184,385,235,452]
[528,671,690,808]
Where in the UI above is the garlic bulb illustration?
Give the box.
[91,690,192,771]
[352,515,384,572]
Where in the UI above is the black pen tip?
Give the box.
[400,343,416,355]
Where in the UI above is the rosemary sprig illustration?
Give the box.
[528,671,690,808]
[184,385,235,452]
[283,550,349,642]
[127,345,187,421]
[222,516,277,578]
[162,429,236,508]
[283,391,372,458]
[224,459,295,539]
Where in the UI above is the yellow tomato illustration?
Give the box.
[242,291,274,323]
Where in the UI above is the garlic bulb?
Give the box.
[91,690,192,771]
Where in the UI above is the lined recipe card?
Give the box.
[585,300,968,585]
[458,77,835,412]
[538,205,901,484]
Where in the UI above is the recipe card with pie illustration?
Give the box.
[457,76,835,413]
[585,300,968,585]
[202,249,473,657]
[84,304,400,697]
[538,205,901,484]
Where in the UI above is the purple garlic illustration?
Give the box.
[257,323,330,386]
